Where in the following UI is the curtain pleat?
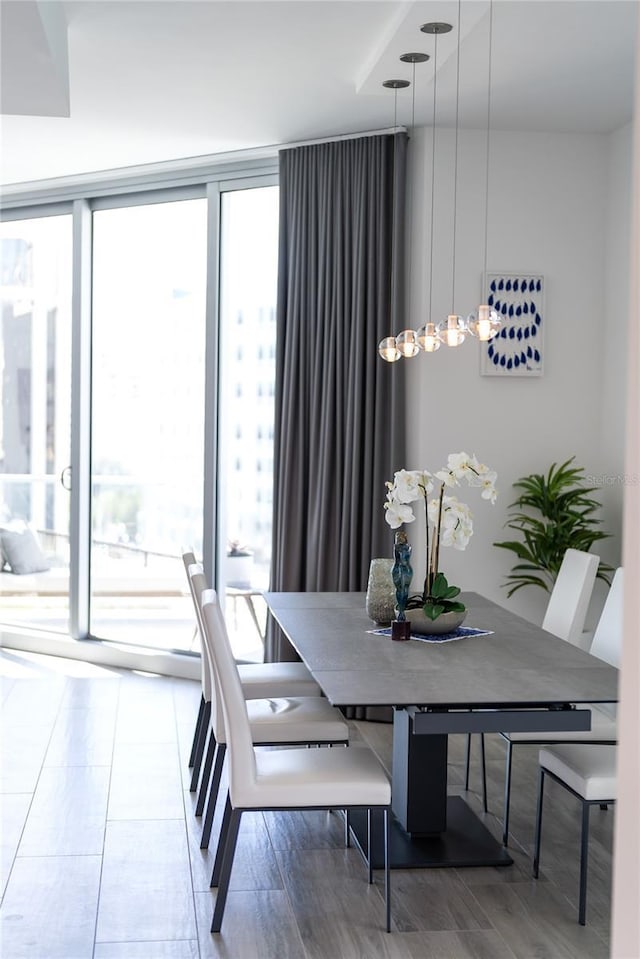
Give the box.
[267,134,408,714]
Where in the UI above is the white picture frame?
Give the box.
[479,273,544,376]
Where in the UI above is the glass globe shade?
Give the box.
[467,304,502,341]
[395,329,420,358]
[437,314,466,348]
[378,336,401,362]
[417,322,441,352]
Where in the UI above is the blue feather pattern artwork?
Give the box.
[481,273,544,376]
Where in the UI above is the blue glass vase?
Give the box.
[392,531,413,622]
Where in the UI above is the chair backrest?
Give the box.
[183,554,211,703]
[202,590,257,804]
[590,567,623,668]
[542,548,599,645]
[188,563,226,741]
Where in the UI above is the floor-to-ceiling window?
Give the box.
[217,185,279,661]
[90,198,207,650]
[0,214,72,632]
[0,165,278,664]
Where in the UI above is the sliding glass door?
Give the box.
[0,214,72,632]
[0,172,278,661]
[90,198,207,650]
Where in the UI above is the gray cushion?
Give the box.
[0,528,50,575]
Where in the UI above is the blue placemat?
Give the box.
[368,625,494,644]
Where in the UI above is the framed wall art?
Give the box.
[480,273,544,376]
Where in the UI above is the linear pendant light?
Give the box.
[378,2,504,362]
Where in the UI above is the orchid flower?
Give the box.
[383,452,497,603]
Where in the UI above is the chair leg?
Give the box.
[480,733,488,813]
[578,801,591,925]
[211,808,243,933]
[502,740,514,846]
[464,733,472,789]
[384,807,391,933]
[195,730,216,816]
[210,792,232,887]
[533,767,545,878]
[201,743,227,849]
[345,809,351,847]
[188,695,205,768]
[464,734,487,811]
[367,809,373,884]
[190,700,211,791]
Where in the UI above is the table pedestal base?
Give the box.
[348,797,513,870]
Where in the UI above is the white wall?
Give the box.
[601,122,633,555]
[401,125,630,626]
[611,39,640,958]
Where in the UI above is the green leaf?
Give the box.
[428,572,463,603]
[424,603,445,620]
[495,456,612,598]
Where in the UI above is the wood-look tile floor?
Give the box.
[0,648,613,959]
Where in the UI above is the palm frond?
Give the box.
[495,457,614,599]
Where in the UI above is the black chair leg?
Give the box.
[578,801,591,925]
[188,695,205,768]
[533,767,545,878]
[502,740,514,846]
[201,743,227,849]
[189,700,211,791]
[211,808,242,933]
[384,807,391,933]
[464,733,472,789]
[480,733,488,813]
[464,734,487,812]
[211,793,233,888]
[195,730,216,816]
[367,809,373,884]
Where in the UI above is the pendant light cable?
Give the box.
[451,0,461,313]
[482,0,494,282]
[378,77,410,361]
[408,60,416,325]
[397,54,428,330]
[428,30,438,326]
[392,84,398,329]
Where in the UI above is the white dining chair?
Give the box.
[182,551,323,792]
[499,566,621,846]
[465,548,601,818]
[188,564,350,848]
[183,549,209,780]
[200,592,392,934]
[533,743,617,925]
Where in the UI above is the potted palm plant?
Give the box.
[494,458,613,596]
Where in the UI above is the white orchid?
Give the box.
[383,500,416,529]
[384,452,497,608]
[388,469,433,504]
[430,496,474,550]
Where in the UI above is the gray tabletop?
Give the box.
[265,591,619,709]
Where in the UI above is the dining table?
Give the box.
[265,590,619,870]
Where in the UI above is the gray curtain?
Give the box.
[266,133,407,704]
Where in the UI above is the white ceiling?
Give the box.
[0,0,637,187]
